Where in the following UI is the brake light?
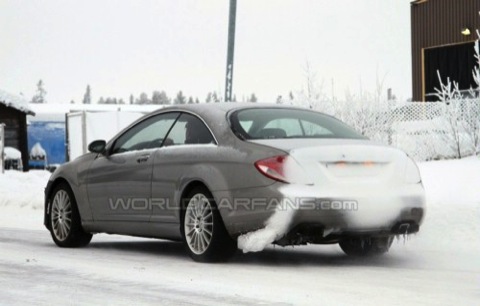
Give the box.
[255,155,289,183]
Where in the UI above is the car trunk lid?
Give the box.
[250,138,407,184]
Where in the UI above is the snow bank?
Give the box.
[0,170,51,209]
[411,156,480,252]
[0,170,51,229]
[4,147,22,160]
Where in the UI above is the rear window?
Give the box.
[229,108,366,140]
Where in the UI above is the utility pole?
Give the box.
[224,0,237,102]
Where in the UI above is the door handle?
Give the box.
[136,154,150,163]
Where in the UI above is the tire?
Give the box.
[49,182,92,247]
[339,236,393,257]
[181,186,237,262]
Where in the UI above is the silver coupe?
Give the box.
[44,104,425,262]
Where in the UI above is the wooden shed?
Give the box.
[411,0,480,101]
[0,89,35,171]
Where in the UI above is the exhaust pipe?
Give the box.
[398,223,410,234]
[392,221,419,235]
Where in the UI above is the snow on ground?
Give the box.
[0,169,50,209]
[0,170,51,229]
[409,156,480,254]
[0,157,479,305]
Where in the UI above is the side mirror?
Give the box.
[88,140,107,154]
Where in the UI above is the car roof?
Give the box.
[150,102,311,117]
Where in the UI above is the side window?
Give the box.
[165,113,215,145]
[111,112,179,154]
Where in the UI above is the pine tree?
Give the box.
[212,92,220,103]
[108,97,119,104]
[187,96,194,104]
[195,97,200,104]
[160,91,171,104]
[82,85,91,104]
[152,90,170,105]
[136,92,150,104]
[205,92,212,103]
[129,94,134,105]
[173,91,186,104]
[98,96,122,104]
[152,91,162,104]
[232,94,237,102]
[276,95,283,104]
[289,91,294,101]
[248,93,258,103]
[31,80,47,103]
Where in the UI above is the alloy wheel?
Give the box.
[184,193,214,255]
[51,190,73,241]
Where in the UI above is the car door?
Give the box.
[87,112,180,222]
[150,112,217,223]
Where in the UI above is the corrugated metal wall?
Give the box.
[411,0,480,101]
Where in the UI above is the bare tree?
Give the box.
[434,71,466,158]
[466,35,480,154]
[298,60,326,109]
[433,32,480,158]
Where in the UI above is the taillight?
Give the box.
[255,155,290,183]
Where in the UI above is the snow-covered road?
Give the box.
[1,226,478,305]
[1,157,479,305]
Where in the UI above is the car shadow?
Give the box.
[87,238,411,268]
[230,246,411,268]
[88,239,189,259]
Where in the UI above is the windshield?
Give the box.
[229,108,366,140]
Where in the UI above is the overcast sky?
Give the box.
[0,0,412,103]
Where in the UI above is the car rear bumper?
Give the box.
[216,182,426,240]
[290,183,425,231]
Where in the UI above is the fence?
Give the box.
[307,98,480,161]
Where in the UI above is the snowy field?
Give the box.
[0,157,479,305]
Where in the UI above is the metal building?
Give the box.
[411,0,480,101]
